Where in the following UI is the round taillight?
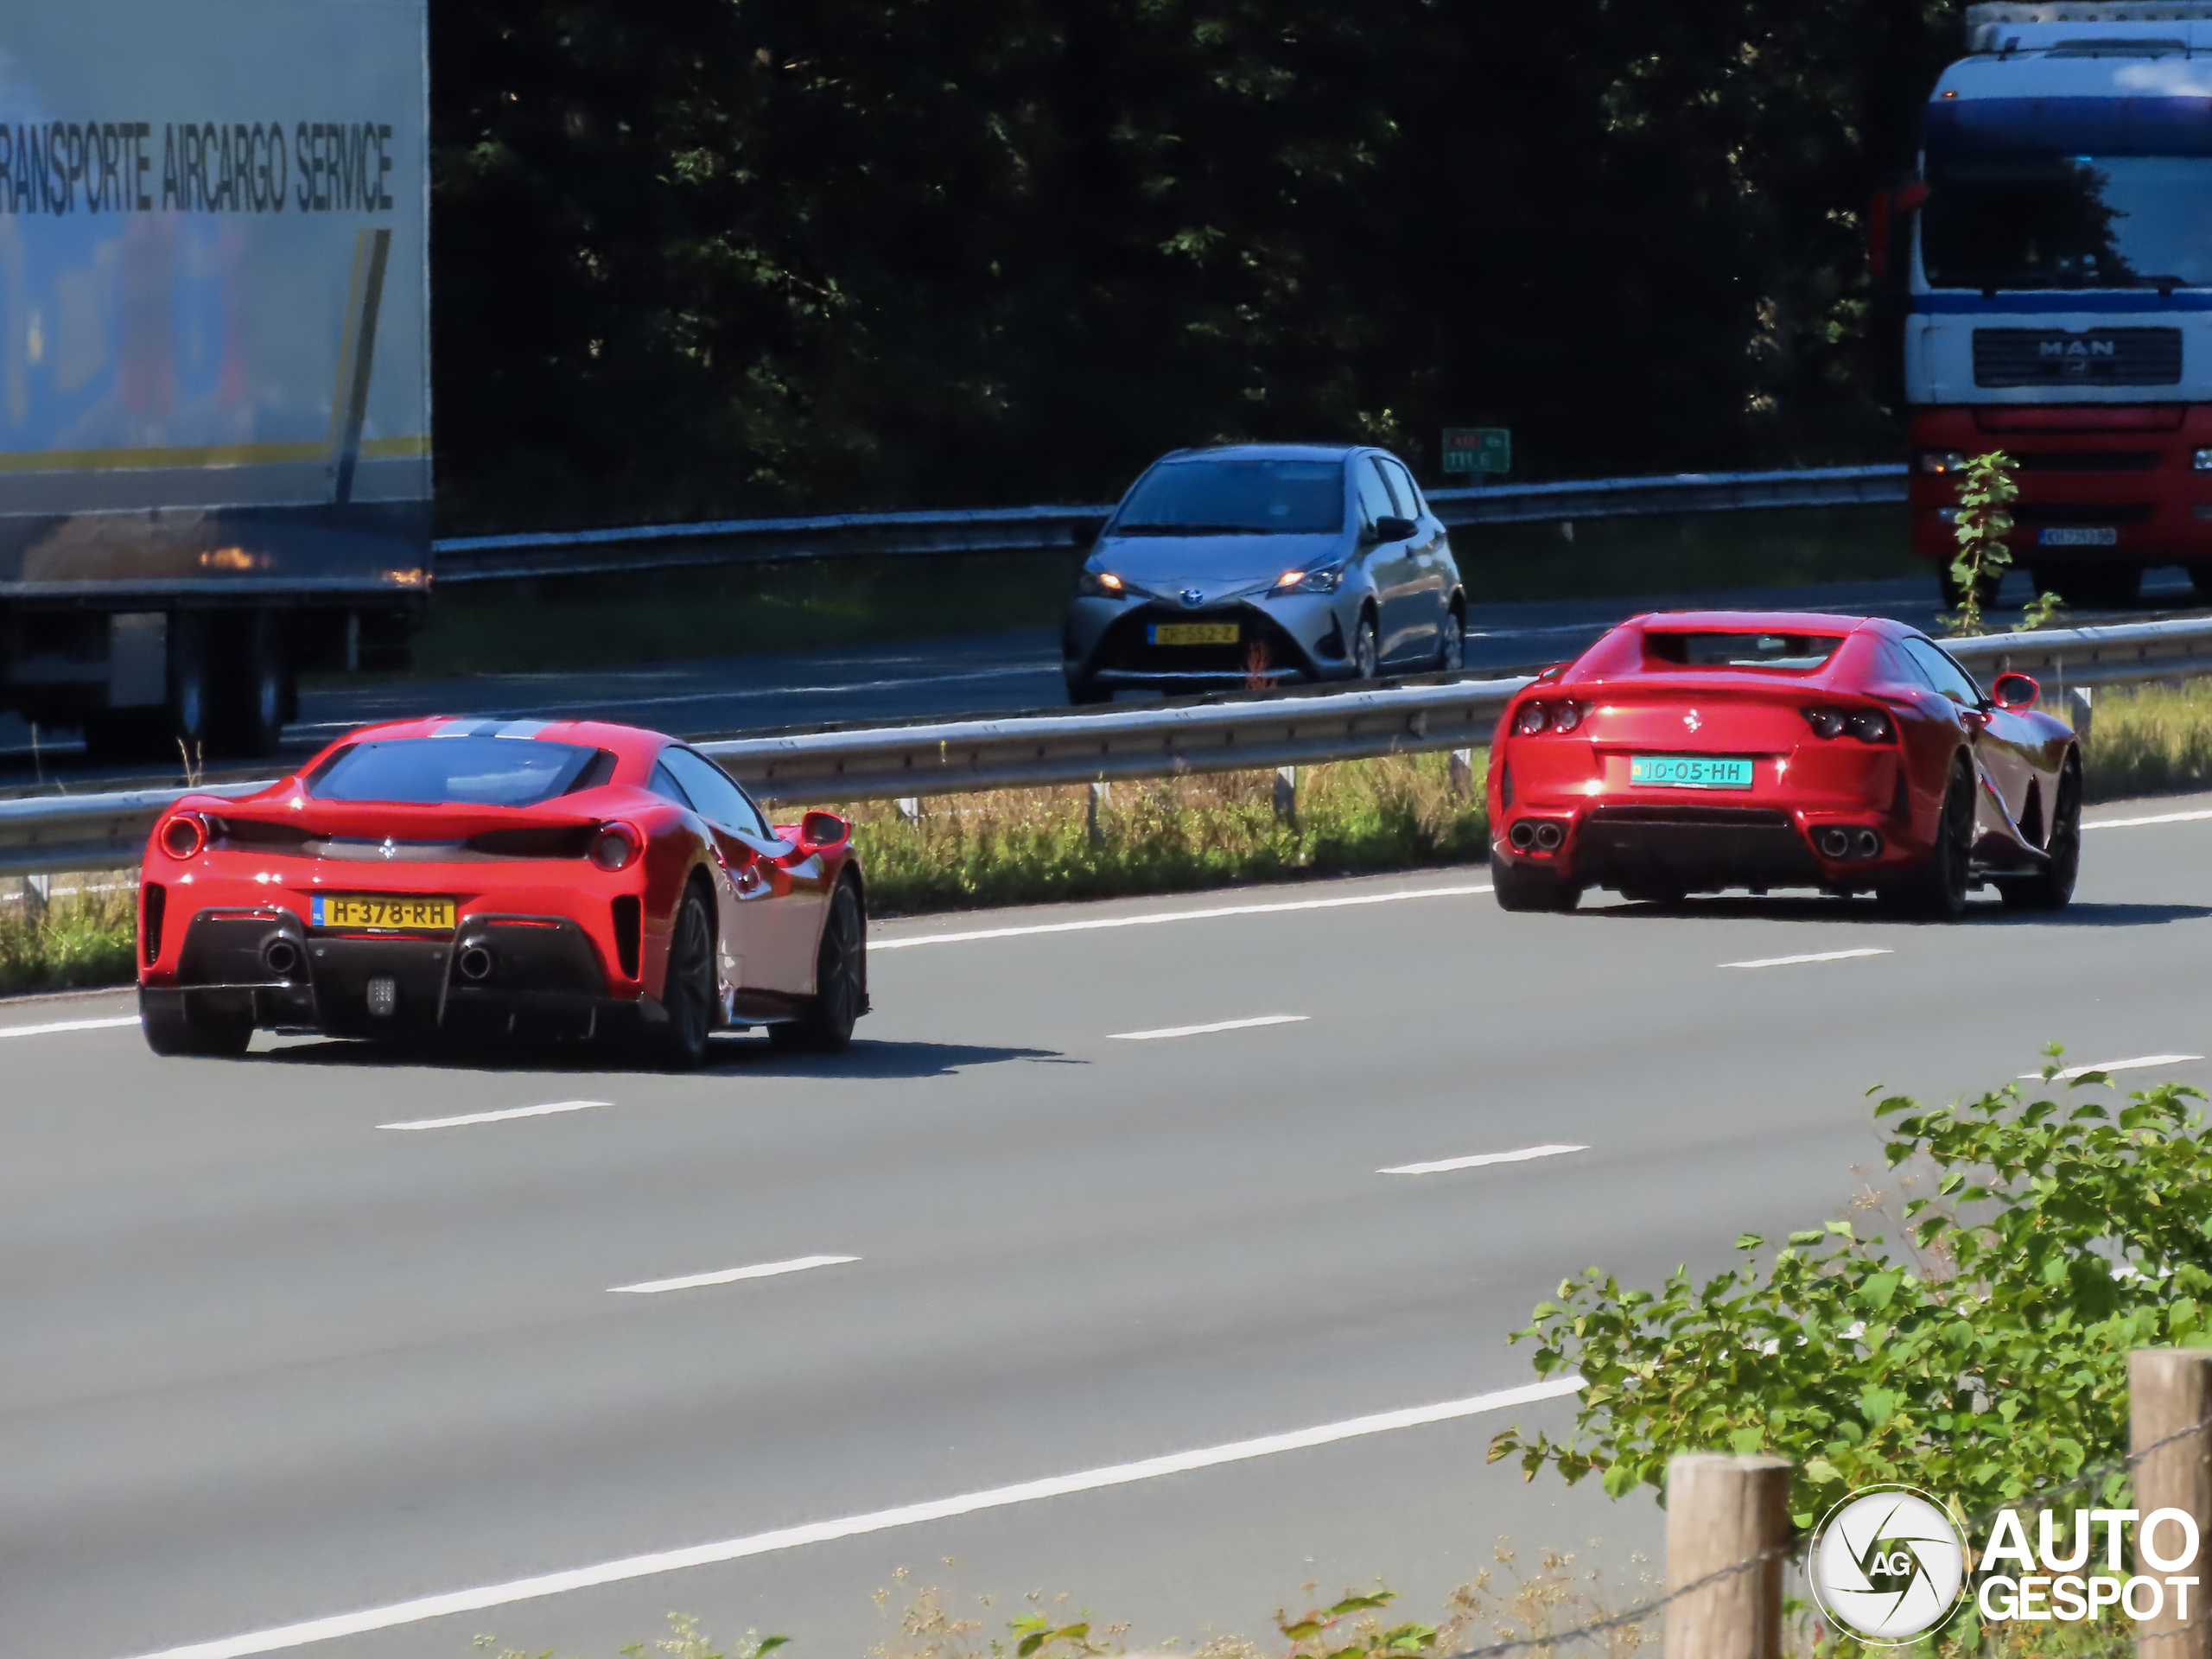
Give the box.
[1551,701,1583,734]
[1514,702,1549,736]
[160,814,206,860]
[1803,707,1847,740]
[589,823,639,871]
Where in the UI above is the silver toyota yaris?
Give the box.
[1061,443,1465,703]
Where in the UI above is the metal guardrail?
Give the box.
[431,464,1910,583]
[7,607,2203,877]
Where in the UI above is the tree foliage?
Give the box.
[431,0,1956,529]
[1489,1052,2212,1530]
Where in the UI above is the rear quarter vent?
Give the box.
[142,882,166,965]
[611,895,642,980]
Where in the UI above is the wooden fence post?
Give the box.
[2133,1349,2212,1659]
[1663,1453,1790,1659]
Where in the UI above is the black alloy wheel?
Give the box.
[1437,607,1465,672]
[1492,860,1580,913]
[1351,611,1380,680]
[2032,565,2143,609]
[139,988,253,1057]
[1999,759,2081,911]
[772,878,866,1053]
[656,886,716,1069]
[1885,758,1974,921]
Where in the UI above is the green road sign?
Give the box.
[1441,427,1510,475]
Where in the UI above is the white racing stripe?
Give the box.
[379,1100,611,1132]
[1379,1142,1589,1177]
[608,1255,858,1295]
[114,1376,1584,1659]
[2085,809,2212,830]
[2019,1053,2205,1083]
[1721,948,1892,970]
[0,1014,139,1040]
[1109,1014,1307,1041]
[874,883,1491,950]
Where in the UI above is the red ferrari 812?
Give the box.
[1487,612,2080,918]
[136,718,868,1061]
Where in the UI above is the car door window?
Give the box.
[648,761,694,808]
[1354,458,1398,531]
[1901,637,1986,707]
[1380,458,1425,521]
[659,747,771,836]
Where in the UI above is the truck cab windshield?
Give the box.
[1924,152,2212,289]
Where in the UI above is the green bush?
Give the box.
[1489,1052,2212,1532]
[0,883,137,997]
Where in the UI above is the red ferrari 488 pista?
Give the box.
[1487,613,2080,918]
[137,718,868,1061]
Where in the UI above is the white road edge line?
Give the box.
[607,1255,859,1295]
[2085,809,2212,830]
[1720,948,1893,970]
[114,1376,1584,1659]
[2019,1053,2205,1083]
[0,1014,140,1039]
[1379,1143,1590,1177]
[379,1100,612,1132]
[1109,1014,1307,1041]
[874,884,1492,950]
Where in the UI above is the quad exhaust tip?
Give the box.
[1508,819,1567,852]
[1817,827,1884,861]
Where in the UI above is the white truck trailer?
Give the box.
[1897,2,2212,607]
[0,0,429,758]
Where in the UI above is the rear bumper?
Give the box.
[156,906,638,1037]
[1908,404,2212,563]
[1493,802,1921,894]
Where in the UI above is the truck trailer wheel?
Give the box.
[83,617,211,762]
[211,611,291,757]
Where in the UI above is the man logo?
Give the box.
[1807,1485,1968,1644]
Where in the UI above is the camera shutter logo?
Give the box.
[1808,1485,1968,1644]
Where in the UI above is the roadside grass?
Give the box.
[0,880,136,997]
[830,750,1490,916]
[8,680,2212,1001]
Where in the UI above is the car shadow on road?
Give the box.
[248,1033,1073,1078]
[1586,896,2212,927]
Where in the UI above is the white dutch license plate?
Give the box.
[2039,527,2118,547]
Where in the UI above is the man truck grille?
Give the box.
[1973,327,2182,389]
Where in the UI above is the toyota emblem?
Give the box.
[1181,588,1205,607]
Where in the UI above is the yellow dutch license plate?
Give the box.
[1150,622,1239,645]
[313,894,457,931]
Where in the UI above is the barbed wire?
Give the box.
[1429,1408,2212,1659]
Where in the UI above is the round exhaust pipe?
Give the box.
[261,937,301,978]
[457,944,494,982]
[1508,820,1537,850]
[1533,821,1565,851]
[1855,829,1883,858]
[1818,827,1853,859]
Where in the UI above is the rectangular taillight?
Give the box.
[610,895,641,980]
[142,883,166,965]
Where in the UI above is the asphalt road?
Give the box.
[3,565,2196,798]
[8,792,2212,1659]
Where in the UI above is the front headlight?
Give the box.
[1273,564,1344,594]
[1076,567,1127,598]
[1917,450,1969,475]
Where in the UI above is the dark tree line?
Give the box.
[430,0,1954,530]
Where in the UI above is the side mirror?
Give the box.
[798,810,849,851]
[1369,515,1416,543]
[1991,672,2040,711]
[1069,516,1108,547]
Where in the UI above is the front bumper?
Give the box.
[1063,593,1355,690]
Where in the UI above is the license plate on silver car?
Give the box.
[2039,527,2118,547]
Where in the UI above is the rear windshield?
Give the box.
[308,738,612,807]
[1643,632,1843,671]
[1113,459,1344,535]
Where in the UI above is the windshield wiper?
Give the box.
[1114,523,1294,537]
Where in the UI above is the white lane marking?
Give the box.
[0,1014,139,1040]
[1720,948,1892,969]
[2085,809,2212,830]
[2020,1053,2205,1083]
[874,884,1491,950]
[1379,1142,1589,1177]
[607,1255,858,1295]
[1109,1014,1307,1041]
[379,1100,612,1132]
[117,1376,1584,1659]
